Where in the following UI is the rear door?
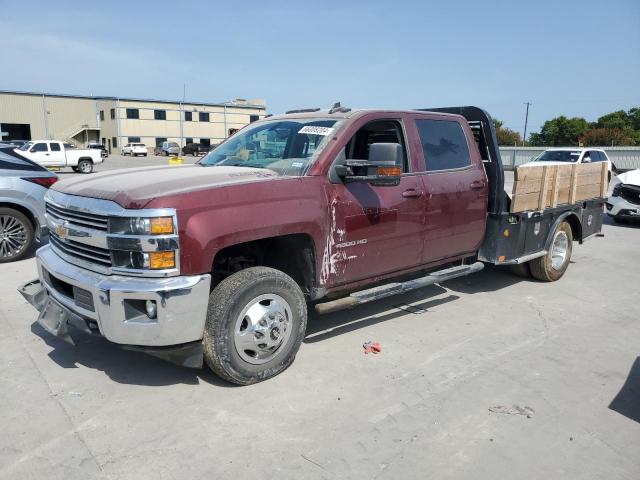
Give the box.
[48,142,66,165]
[323,113,427,286]
[409,114,488,262]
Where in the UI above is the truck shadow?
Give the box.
[29,265,523,386]
[30,322,236,388]
[305,265,522,343]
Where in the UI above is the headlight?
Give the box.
[112,251,176,270]
[109,216,174,235]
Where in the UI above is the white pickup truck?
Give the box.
[16,140,103,173]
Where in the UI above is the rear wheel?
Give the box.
[202,267,307,385]
[530,221,573,281]
[77,159,93,173]
[0,208,34,263]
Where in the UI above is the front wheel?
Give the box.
[203,267,307,385]
[77,159,93,173]
[0,208,34,263]
[530,221,573,281]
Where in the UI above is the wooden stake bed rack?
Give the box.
[510,162,608,213]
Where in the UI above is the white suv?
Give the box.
[122,143,148,157]
[524,148,615,181]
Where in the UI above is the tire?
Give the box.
[0,208,34,263]
[530,221,573,282]
[203,266,307,385]
[508,262,531,278]
[77,159,93,174]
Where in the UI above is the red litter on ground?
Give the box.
[363,341,382,354]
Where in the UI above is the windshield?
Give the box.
[18,142,33,151]
[168,142,179,147]
[200,118,340,176]
[534,150,581,162]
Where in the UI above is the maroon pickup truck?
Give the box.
[19,106,604,384]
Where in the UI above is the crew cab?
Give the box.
[17,140,103,173]
[19,106,605,385]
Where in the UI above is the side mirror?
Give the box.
[583,157,591,163]
[333,143,402,187]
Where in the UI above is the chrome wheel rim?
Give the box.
[0,215,28,259]
[551,230,569,270]
[234,293,293,365]
[80,162,91,173]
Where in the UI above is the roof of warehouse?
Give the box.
[0,89,266,109]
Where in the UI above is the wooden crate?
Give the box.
[511,162,607,213]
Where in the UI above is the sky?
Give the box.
[0,0,638,137]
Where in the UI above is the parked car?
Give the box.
[523,148,615,181]
[122,143,148,157]
[17,140,103,173]
[154,141,180,156]
[0,150,57,262]
[606,169,640,223]
[88,143,109,158]
[182,143,209,156]
[19,106,605,385]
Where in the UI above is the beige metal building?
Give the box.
[0,90,267,153]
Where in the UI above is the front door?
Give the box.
[27,142,54,167]
[321,116,426,287]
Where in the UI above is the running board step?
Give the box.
[315,261,484,314]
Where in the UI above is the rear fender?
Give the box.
[544,211,582,249]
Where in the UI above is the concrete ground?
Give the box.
[1,159,639,479]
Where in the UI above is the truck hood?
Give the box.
[616,169,640,186]
[52,164,278,208]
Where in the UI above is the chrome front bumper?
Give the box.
[19,245,211,347]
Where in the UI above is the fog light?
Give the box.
[145,300,157,319]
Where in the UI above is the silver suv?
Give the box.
[0,147,58,262]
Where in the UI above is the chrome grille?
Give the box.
[46,203,109,231]
[50,233,112,267]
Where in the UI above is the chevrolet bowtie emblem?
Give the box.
[55,224,69,238]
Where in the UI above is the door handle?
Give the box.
[469,180,485,190]
[402,189,423,198]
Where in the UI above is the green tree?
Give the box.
[528,116,590,146]
[492,118,523,145]
[594,110,631,130]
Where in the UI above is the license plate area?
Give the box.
[37,298,74,344]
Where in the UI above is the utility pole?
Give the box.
[522,102,531,146]
[179,83,186,155]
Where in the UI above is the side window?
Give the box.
[31,142,48,152]
[415,119,471,172]
[583,151,594,162]
[343,120,408,171]
[50,143,61,151]
[592,151,604,162]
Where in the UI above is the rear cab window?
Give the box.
[415,118,471,171]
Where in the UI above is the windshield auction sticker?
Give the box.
[298,126,334,136]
